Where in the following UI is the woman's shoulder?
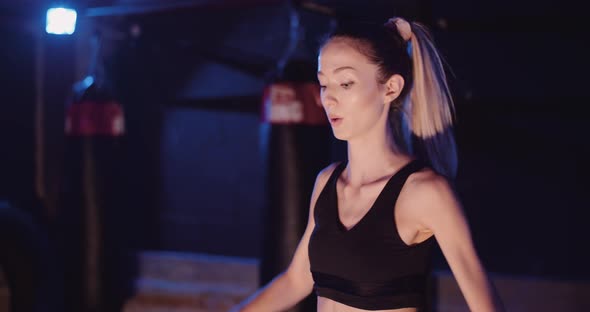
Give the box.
[403,166,455,204]
[313,162,343,191]
[306,162,344,213]
[400,165,465,234]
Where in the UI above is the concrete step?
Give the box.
[137,251,258,287]
[436,271,590,312]
[124,280,250,312]
[123,251,258,312]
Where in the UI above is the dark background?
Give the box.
[0,0,589,311]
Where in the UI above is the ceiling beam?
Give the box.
[85,0,286,17]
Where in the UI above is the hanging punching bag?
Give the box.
[59,75,125,312]
[259,59,330,312]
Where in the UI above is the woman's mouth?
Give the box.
[329,117,343,126]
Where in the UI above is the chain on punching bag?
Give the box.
[259,59,331,312]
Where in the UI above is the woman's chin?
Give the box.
[331,129,350,141]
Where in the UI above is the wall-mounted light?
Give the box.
[46,7,78,35]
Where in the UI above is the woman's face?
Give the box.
[317,38,389,141]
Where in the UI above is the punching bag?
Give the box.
[259,59,331,312]
[59,76,125,312]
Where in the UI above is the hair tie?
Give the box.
[386,17,412,42]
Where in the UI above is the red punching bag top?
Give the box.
[261,82,328,125]
[65,100,125,137]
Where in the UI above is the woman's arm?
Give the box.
[232,164,338,312]
[404,171,504,312]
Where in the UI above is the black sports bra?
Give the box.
[308,160,435,310]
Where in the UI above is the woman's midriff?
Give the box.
[317,297,418,312]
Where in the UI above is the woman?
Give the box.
[233,17,503,312]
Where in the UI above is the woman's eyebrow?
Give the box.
[317,66,357,76]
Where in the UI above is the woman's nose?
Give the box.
[321,92,337,108]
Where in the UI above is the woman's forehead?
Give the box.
[318,39,373,74]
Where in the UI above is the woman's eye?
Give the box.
[340,82,354,89]
[319,85,326,91]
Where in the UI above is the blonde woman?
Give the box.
[234,17,503,312]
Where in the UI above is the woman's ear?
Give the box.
[384,74,405,104]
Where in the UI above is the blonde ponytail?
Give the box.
[408,23,454,138]
[390,18,458,178]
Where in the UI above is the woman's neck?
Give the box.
[345,129,412,186]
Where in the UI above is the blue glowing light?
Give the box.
[46,7,77,35]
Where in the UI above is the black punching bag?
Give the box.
[59,75,125,312]
[259,59,331,311]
